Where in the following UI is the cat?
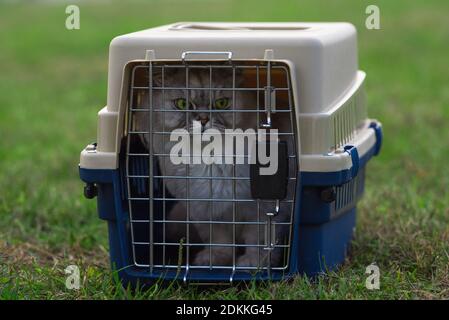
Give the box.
[133,65,294,269]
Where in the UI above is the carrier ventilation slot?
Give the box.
[332,85,367,150]
[334,167,366,216]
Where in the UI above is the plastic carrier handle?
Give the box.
[344,145,359,178]
[181,51,233,61]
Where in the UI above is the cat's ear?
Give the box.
[150,69,163,87]
[150,67,185,87]
[212,67,245,87]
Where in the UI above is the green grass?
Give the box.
[1,0,449,299]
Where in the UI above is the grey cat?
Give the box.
[134,66,294,268]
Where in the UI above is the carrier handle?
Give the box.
[181,51,233,61]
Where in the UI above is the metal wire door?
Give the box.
[124,56,298,277]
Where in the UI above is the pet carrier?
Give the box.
[79,22,382,285]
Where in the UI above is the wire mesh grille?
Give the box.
[123,60,298,275]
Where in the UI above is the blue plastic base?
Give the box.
[105,208,356,287]
[79,123,382,285]
[80,167,361,285]
[298,208,356,275]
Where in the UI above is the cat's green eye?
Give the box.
[174,98,188,110]
[214,97,230,110]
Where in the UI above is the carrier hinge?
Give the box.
[144,49,156,60]
[264,199,280,276]
[264,199,280,251]
[261,54,277,128]
[261,60,273,128]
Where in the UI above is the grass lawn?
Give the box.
[1,0,449,299]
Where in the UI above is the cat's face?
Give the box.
[135,67,256,135]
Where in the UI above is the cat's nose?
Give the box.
[197,114,209,126]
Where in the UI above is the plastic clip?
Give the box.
[369,121,383,156]
[344,145,359,178]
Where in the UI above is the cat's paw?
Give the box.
[236,254,260,268]
[237,251,283,268]
[192,251,211,266]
